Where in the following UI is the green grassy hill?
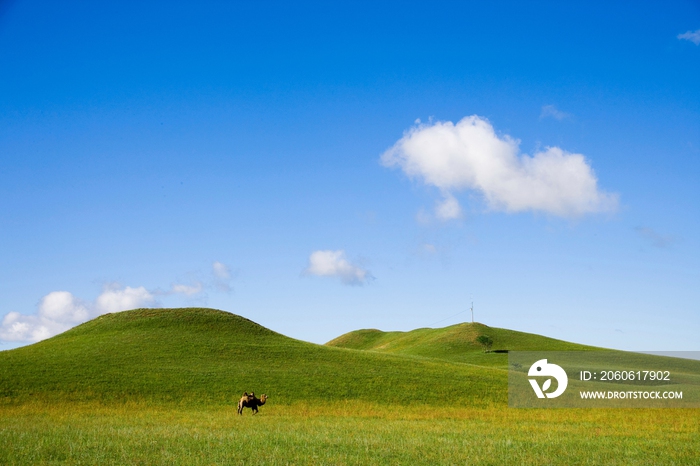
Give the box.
[326,322,598,367]
[0,308,505,407]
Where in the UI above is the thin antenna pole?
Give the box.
[470,297,474,323]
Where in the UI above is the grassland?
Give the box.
[1,403,698,465]
[1,308,698,465]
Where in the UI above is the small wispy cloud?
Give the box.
[168,261,233,295]
[422,243,437,254]
[678,29,700,45]
[212,261,233,292]
[415,208,433,225]
[435,194,463,221]
[170,282,204,296]
[540,105,571,121]
[635,227,674,248]
[303,250,373,286]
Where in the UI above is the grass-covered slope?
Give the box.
[326,322,599,367]
[0,308,505,407]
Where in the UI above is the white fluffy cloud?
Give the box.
[304,250,372,286]
[0,262,238,343]
[0,291,97,342]
[0,312,56,343]
[39,291,90,323]
[95,284,156,313]
[0,261,236,344]
[381,116,618,218]
[678,29,700,45]
[0,285,155,343]
[0,285,156,343]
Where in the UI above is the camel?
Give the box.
[237,392,268,415]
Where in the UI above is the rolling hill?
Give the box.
[326,322,599,367]
[0,308,506,407]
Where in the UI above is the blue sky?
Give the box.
[1,0,698,351]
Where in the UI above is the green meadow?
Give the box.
[1,308,698,464]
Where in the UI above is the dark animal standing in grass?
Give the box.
[237,392,268,415]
